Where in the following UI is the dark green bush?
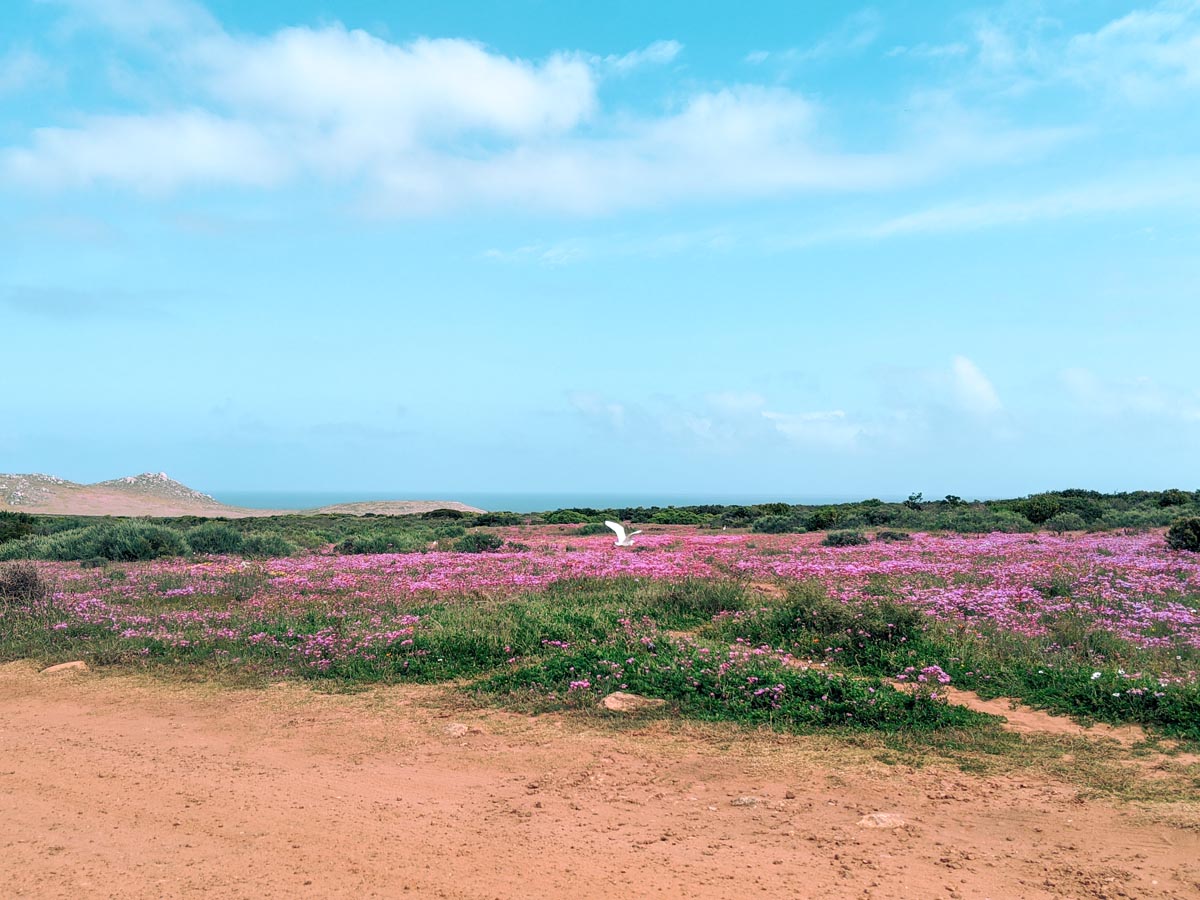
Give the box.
[806,507,841,530]
[186,522,245,555]
[456,532,505,553]
[717,506,755,527]
[240,533,297,559]
[335,531,426,554]
[650,508,707,525]
[543,510,593,524]
[473,512,523,526]
[39,522,187,561]
[1159,489,1192,508]
[873,530,912,542]
[822,530,868,547]
[420,508,468,520]
[576,522,612,536]
[755,502,793,516]
[751,515,805,534]
[1021,495,1061,525]
[0,511,36,545]
[1166,518,1200,552]
[1045,512,1086,533]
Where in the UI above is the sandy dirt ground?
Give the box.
[2,663,1198,900]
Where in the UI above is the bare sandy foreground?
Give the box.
[2,663,1198,900]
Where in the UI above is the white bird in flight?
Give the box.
[605,520,643,547]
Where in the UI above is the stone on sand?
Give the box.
[601,692,666,713]
[41,661,89,675]
[857,812,908,829]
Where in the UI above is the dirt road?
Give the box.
[1,662,1197,899]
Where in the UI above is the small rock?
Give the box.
[784,790,796,800]
[857,812,907,829]
[730,796,760,807]
[601,692,667,713]
[41,661,88,675]
[444,723,470,737]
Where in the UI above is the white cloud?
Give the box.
[762,410,864,449]
[749,9,883,66]
[0,2,1086,213]
[1063,0,1200,101]
[777,161,1200,244]
[567,391,626,431]
[887,42,969,60]
[601,40,682,73]
[0,49,50,95]
[5,110,285,191]
[950,356,1002,416]
[38,0,219,40]
[1063,368,1200,421]
[201,29,597,156]
[955,0,1200,103]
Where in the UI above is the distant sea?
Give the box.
[211,491,871,514]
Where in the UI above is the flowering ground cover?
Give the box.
[3,527,1198,737]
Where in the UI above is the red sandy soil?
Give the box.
[2,662,1198,900]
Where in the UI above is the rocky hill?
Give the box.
[0,473,483,518]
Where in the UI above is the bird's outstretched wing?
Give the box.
[629,530,643,537]
[604,520,628,542]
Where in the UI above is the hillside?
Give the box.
[0,473,483,518]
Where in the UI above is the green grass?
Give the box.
[704,579,1200,741]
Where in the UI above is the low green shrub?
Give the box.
[543,510,593,525]
[822,530,868,547]
[455,532,505,553]
[40,522,187,561]
[472,512,523,527]
[1159,489,1192,508]
[650,508,707,525]
[239,533,298,558]
[1045,512,1086,533]
[0,511,36,545]
[335,531,427,554]
[751,515,805,534]
[421,508,468,520]
[186,522,245,555]
[1166,517,1200,552]
[873,530,912,542]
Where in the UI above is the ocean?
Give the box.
[210,491,871,514]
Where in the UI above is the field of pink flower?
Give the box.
[5,527,1200,736]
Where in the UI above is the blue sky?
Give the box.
[2,0,1198,498]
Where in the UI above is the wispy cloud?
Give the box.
[567,391,626,431]
[946,0,1200,103]
[2,2,1068,215]
[761,409,866,449]
[0,48,51,95]
[747,9,883,66]
[599,40,682,73]
[1063,368,1200,422]
[951,356,1002,416]
[1062,0,1200,101]
[886,42,970,60]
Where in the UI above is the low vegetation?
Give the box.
[1,488,1197,563]
[2,525,1197,741]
